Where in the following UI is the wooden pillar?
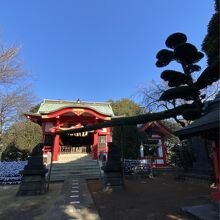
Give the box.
[211,140,220,202]
[53,134,60,161]
[106,127,111,142]
[120,126,125,184]
[161,139,167,167]
[106,127,111,153]
[53,119,60,161]
[93,131,98,160]
[41,122,46,155]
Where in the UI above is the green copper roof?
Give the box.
[37,99,114,116]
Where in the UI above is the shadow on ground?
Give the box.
[0,154,215,220]
[0,183,62,220]
[87,175,214,220]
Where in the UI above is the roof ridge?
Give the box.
[43,99,111,105]
[37,99,114,116]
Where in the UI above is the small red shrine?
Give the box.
[25,99,114,161]
[139,121,172,167]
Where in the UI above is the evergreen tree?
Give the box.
[110,98,143,117]
[1,121,42,161]
[110,99,142,159]
[202,0,219,65]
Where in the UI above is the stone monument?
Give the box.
[102,143,124,191]
[17,143,48,196]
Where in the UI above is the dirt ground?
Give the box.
[0,183,62,220]
[0,177,215,220]
[87,176,214,220]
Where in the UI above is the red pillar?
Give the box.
[211,140,220,202]
[53,134,60,161]
[161,139,167,167]
[106,127,111,153]
[41,122,46,155]
[92,131,98,160]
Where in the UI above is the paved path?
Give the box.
[46,176,101,220]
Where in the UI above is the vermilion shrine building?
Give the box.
[139,121,172,167]
[25,99,171,167]
[25,99,114,161]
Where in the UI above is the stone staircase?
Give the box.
[48,154,101,182]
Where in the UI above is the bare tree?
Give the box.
[0,43,36,141]
[137,79,219,127]
[137,80,189,127]
[0,46,25,85]
[0,86,34,133]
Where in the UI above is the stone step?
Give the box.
[57,154,93,162]
[52,165,98,170]
[52,162,98,166]
[50,174,100,180]
[54,159,97,163]
[49,174,100,181]
[51,170,100,174]
[48,154,101,182]
[56,160,96,163]
[50,168,100,173]
[51,168,99,172]
[51,172,100,178]
[49,174,100,182]
[51,167,99,171]
[50,174,100,179]
[51,173,100,177]
[52,160,98,164]
[58,153,89,157]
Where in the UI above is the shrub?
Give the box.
[2,121,42,154]
[1,143,29,161]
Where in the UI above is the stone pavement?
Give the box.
[46,176,101,220]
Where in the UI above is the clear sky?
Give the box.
[0,0,214,103]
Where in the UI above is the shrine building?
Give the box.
[25,99,114,161]
[138,121,172,167]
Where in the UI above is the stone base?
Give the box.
[182,203,219,220]
[104,172,124,191]
[17,174,47,196]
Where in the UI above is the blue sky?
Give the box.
[0,0,214,103]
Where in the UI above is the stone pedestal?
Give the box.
[102,143,124,191]
[17,143,48,196]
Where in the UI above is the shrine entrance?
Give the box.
[59,132,94,154]
[25,99,114,161]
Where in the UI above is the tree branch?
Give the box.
[52,103,195,135]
